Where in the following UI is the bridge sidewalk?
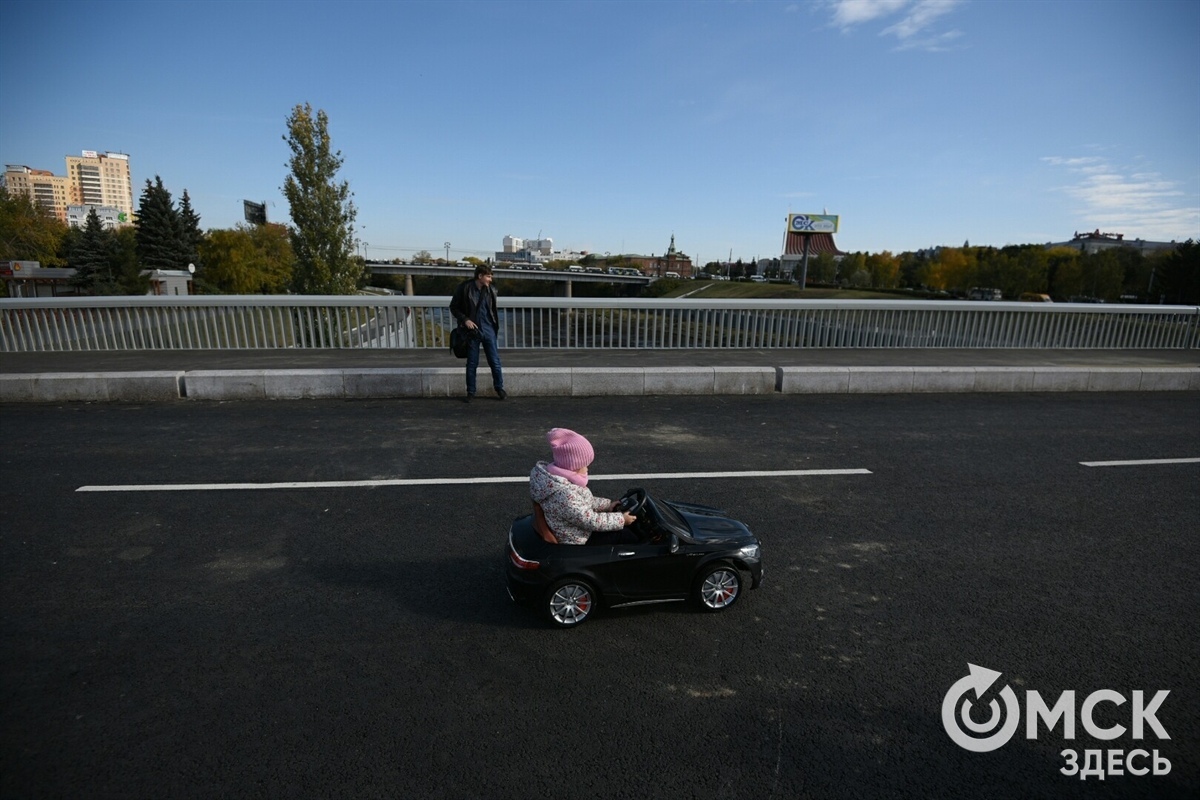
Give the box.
[3,347,1197,373]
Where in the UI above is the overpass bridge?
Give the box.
[365,262,652,296]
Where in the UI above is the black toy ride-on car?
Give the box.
[506,487,764,628]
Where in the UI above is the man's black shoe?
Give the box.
[464,394,474,403]
[496,388,508,400]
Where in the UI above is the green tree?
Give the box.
[199,223,294,294]
[178,189,205,269]
[839,252,867,287]
[69,208,120,294]
[136,176,191,271]
[282,102,362,294]
[112,226,147,294]
[0,186,67,265]
[1152,240,1199,304]
[1081,250,1126,301]
[808,252,838,283]
[1046,247,1083,299]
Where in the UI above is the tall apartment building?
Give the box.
[65,151,134,222]
[3,150,135,227]
[3,165,71,223]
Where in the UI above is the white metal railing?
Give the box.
[1,295,1197,352]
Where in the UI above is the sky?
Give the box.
[2,0,1197,264]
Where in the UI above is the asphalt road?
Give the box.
[2,392,1198,799]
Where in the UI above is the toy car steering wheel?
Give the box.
[617,487,647,517]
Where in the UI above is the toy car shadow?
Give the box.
[506,487,763,628]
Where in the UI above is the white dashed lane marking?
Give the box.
[76,468,873,493]
[1080,458,1200,467]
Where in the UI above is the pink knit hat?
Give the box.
[547,428,594,471]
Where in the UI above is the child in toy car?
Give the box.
[529,428,638,545]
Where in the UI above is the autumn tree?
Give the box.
[282,102,362,294]
[866,250,900,288]
[0,186,67,265]
[199,224,294,294]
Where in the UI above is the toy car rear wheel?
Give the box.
[544,578,596,628]
[693,563,741,612]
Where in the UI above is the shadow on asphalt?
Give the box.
[304,554,710,630]
[305,555,544,630]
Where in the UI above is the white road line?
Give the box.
[1080,458,1200,468]
[75,468,872,493]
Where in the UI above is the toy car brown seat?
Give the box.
[532,502,559,544]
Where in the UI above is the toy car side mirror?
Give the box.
[669,534,680,554]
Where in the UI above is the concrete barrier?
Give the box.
[1,365,1196,403]
[184,370,267,401]
[1,371,182,403]
[777,366,1200,395]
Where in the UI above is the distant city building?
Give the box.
[66,151,134,221]
[1047,230,1178,256]
[67,204,126,230]
[496,234,556,264]
[3,151,135,227]
[3,165,70,222]
[781,231,846,265]
[141,269,194,296]
[0,261,79,297]
[657,235,692,278]
[626,235,694,278]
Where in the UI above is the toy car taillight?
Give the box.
[508,535,539,570]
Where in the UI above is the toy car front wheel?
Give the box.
[693,564,741,612]
[544,578,596,628]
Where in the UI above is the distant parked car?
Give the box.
[1019,293,1052,302]
[968,287,1003,301]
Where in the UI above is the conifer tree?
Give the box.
[282,103,362,294]
[135,176,190,271]
[69,208,119,294]
[178,189,205,270]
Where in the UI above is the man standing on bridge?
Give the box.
[449,264,506,402]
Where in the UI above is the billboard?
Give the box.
[787,213,839,234]
[243,200,267,225]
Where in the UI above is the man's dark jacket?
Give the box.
[449,278,499,329]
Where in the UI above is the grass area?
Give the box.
[667,281,902,300]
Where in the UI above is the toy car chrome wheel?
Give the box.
[545,579,596,627]
[694,564,740,611]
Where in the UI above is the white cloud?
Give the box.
[827,0,965,50]
[882,0,960,38]
[1044,156,1200,241]
[830,0,910,28]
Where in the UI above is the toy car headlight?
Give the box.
[738,544,760,560]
